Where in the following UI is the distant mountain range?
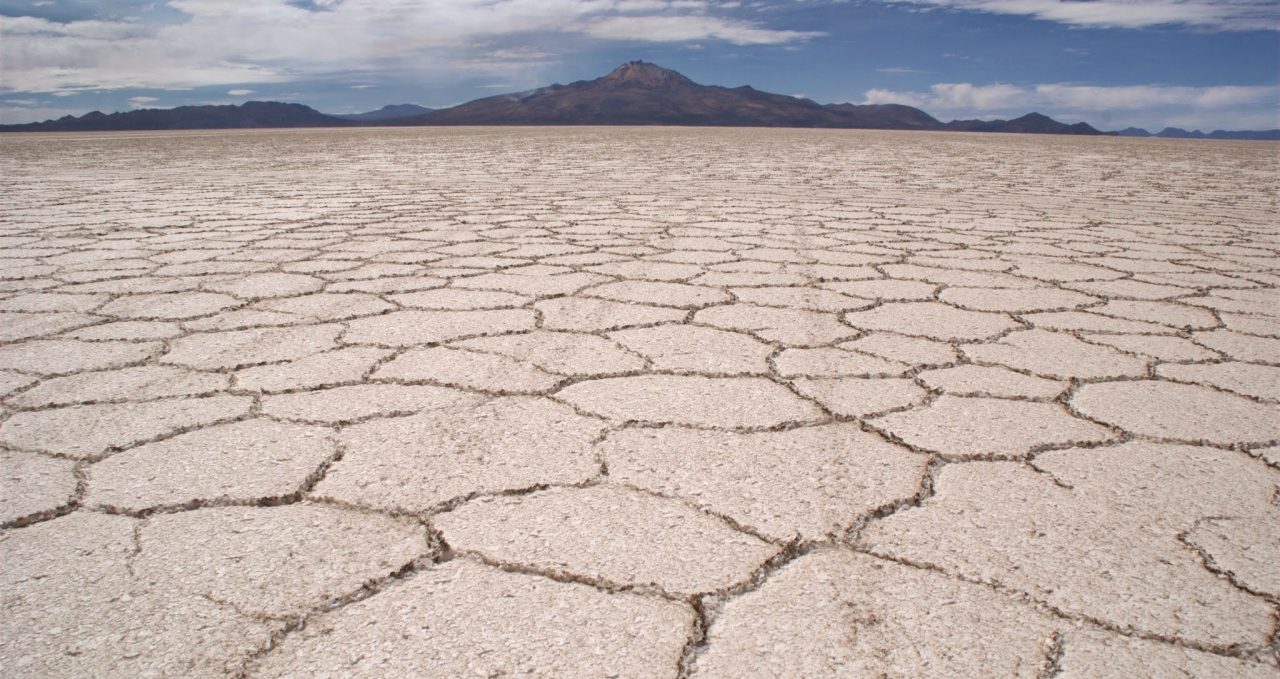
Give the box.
[1117,126,1280,141]
[0,101,354,132]
[334,104,433,122]
[387,62,1101,134]
[2,61,1274,140]
[947,112,1102,135]
[398,61,957,130]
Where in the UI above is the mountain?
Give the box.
[0,101,352,132]
[1151,127,1279,141]
[1155,127,1207,139]
[6,63,1265,139]
[944,112,1104,135]
[333,104,433,122]
[402,63,1099,135]
[1203,129,1280,140]
[824,103,942,129]
[399,61,943,130]
[1109,126,1278,140]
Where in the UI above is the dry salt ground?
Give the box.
[1,127,1278,677]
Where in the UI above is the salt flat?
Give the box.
[1,127,1277,678]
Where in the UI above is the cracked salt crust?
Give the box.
[455,330,647,377]
[557,374,825,428]
[136,503,429,617]
[0,128,1277,676]
[0,338,161,375]
[1071,380,1280,445]
[862,443,1279,650]
[693,303,858,346]
[316,395,604,511]
[376,345,564,392]
[437,484,779,594]
[0,311,99,341]
[86,418,337,511]
[789,376,928,416]
[161,324,344,369]
[963,328,1148,379]
[869,395,1115,458]
[0,394,252,459]
[251,558,692,677]
[694,549,1060,678]
[602,424,927,541]
[0,449,77,525]
[8,365,230,408]
[1,513,278,677]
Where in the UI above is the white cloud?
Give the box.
[930,82,1033,109]
[0,106,85,124]
[862,81,1280,130]
[883,0,1280,31]
[1,1,819,95]
[1158,109,1280,130]
[863,88,928,108]
[864,82,1033,109]
[615,0,691,11]
[128,96,159,108]
[227,88,255,96]
[1034,83,1276,109]
[2,15,148,40]
[583,14,822,44]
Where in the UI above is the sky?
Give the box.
[1,0,1277,130]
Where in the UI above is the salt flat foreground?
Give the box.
[0,127,1277,678]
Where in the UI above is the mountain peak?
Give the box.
[600,61,692,88]
[1014,112,1054,122]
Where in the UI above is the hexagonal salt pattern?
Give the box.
[1,128,1277,677]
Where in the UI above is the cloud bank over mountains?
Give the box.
[2,1,818,94]
[864,82,1279,130]
[0,0,1275,129]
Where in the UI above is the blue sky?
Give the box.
[1,0,1277,130]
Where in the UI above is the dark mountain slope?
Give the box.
[945,112,1104,135]
[1156,127,1207,139]
[334,104,433,122]
[21,64,1264,138]
[1107,126,1277,140]
[401,61,938,129]
[824,103,943,129]
[0,101,353,132]
[1203,129,1280,140]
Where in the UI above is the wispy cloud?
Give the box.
[883,0,1280,31]
[227,88,255,96]
[2,15,149,40]
[128,96,159,108]
[0,106,84,124]
[865,82,1033,110]
[1034,83,1277,109]
[2,1,820,94]
[583,14,822,44]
